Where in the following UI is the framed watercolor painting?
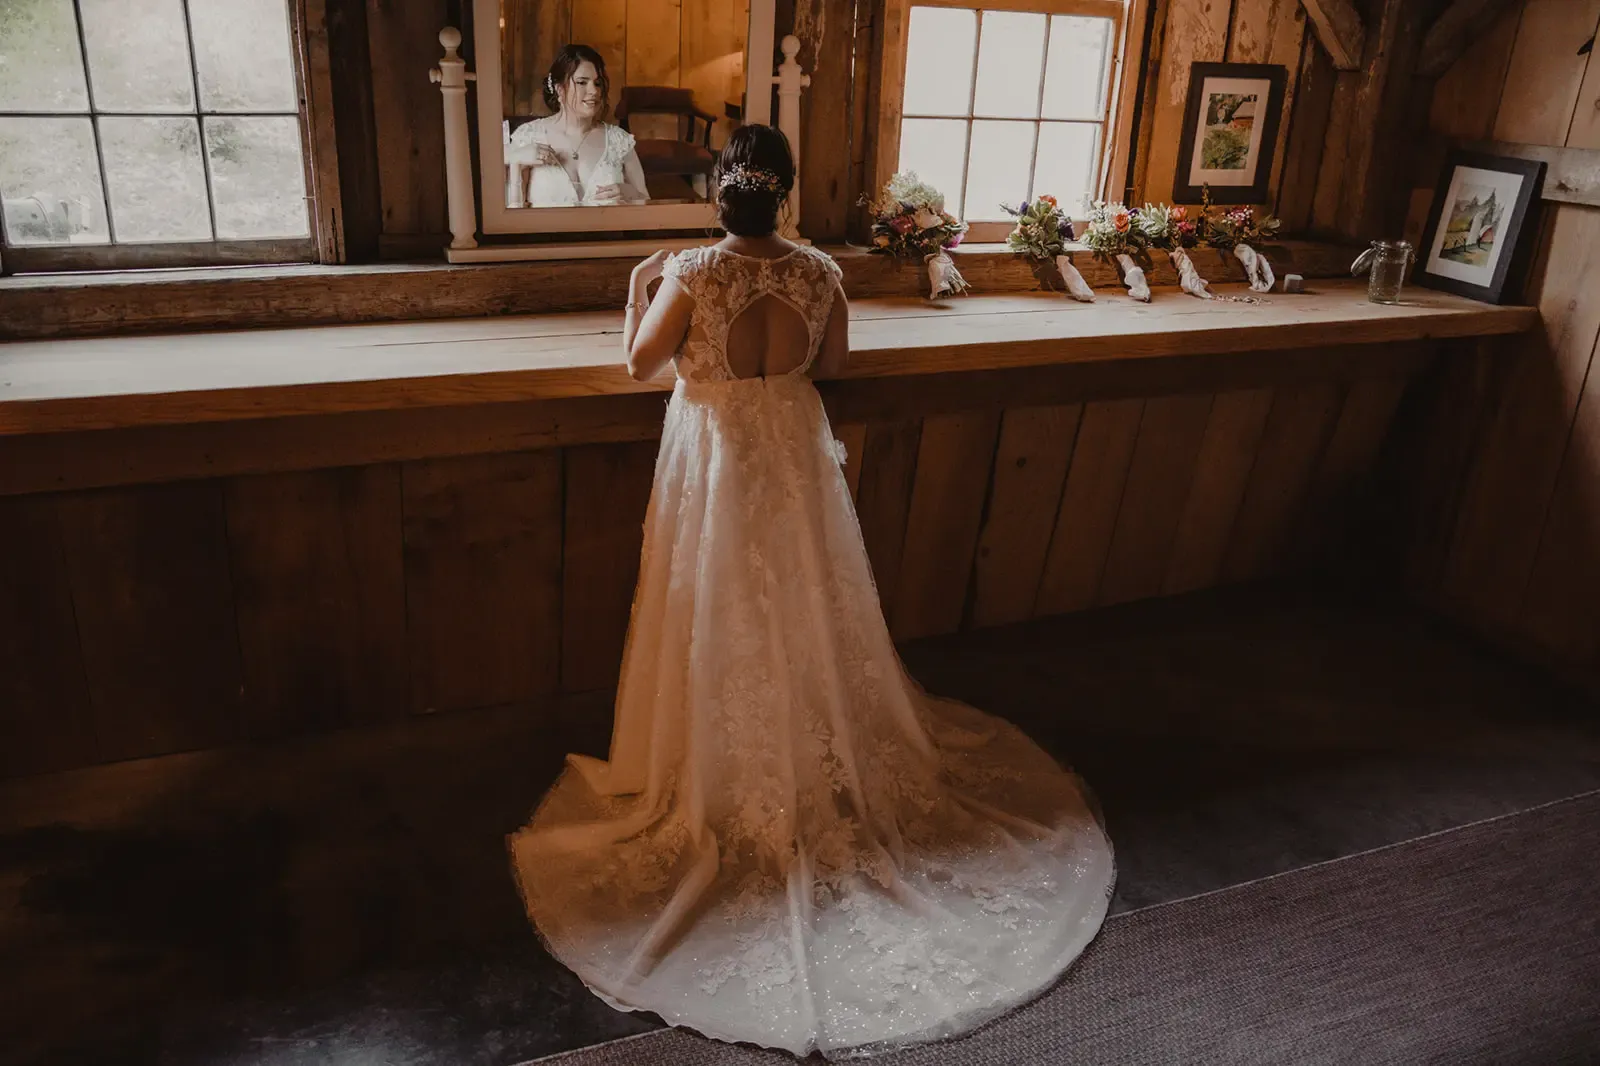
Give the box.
[1414,150,1545,304]
[1173,62,1287,205]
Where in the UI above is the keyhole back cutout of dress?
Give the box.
[723,293,812,379]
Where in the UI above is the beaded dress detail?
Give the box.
[510,245,1114,1058]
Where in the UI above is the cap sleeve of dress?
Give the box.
[807,246,844,285]
[664,247,707,291]
[610,124,637,159]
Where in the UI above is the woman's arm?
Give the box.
[624,252,693,381]
[620,149,650,203]
[810,281,850,378]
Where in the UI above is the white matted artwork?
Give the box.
[1172,62,1286,205]
[1414,150,1545,305]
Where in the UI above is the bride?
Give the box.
[509,125,1115,1058]
[507,44,649,208]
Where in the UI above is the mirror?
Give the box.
[495,0,751,210]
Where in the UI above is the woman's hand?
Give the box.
[535,143,561,167]
[591,183,623,203]
[631,250,670,289]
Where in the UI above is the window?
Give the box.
[893,0,1127,238]
[0,0,314,273]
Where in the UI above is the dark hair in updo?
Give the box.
[714,124,795,237]
[543,44,610,117]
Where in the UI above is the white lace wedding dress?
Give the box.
[510,245,1115,1058]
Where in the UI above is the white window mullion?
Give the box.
[956,9,983,219]
[1025,12,1051,202]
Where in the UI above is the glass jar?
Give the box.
[1352,240,1414,305]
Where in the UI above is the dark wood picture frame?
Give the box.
[1414,150,1545,305]
[1172,62,1287,205]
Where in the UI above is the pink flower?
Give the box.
[944,229,964,250]
[889,214,914,234]
[1170,205,1187,222]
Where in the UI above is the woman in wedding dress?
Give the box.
[510,125,1115,1058]
[507,44,649,208]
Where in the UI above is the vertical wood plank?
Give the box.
[366,0,450,241]
[561,440,658,693]
[1443,204,1600,633]
[575,0,630,92]
[57,482,243,762]
[1097,392,1215,607]
[1569,23,1600,149]
[1164,386,1275,594]
[324,0,381,260]
[403,451,564,713]
[226,465,407,739]
[628,0,683,86]
[865,0,910,209]
[834,422,869,501]
[854,419,922,622]
[1427,1,1522,142]
[891,411,1001,640]
[1142,0,1232,205]
[1222,380,1343,581]
[1292,373,1409,568]
[0,497,94,778]
[1310,71,1358,233]
[1277,31,1335,231]
[797,0,856,241]
[1035,399,1143,616]
[1491,0,1600,146]
[1127,0,1172,204]
[682,0,745,143]
[973,404,1082,629]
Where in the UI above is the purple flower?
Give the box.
[944,229,964,250]
[889,214,915,234]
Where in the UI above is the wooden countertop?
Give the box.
[0,280,1536,436]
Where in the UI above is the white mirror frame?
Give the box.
[435,0,805,262]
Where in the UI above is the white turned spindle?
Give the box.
[431,27,478,250]
[773,35,810,239]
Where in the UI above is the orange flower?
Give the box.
[1038,194,1058,207]
[1170,205,1187,222]
[1112,209,1130,233]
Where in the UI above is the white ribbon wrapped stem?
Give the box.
[925,250,969,300]
[1052,253,1096,302]
[1233,242,1275,293]
[1169,247,1212,299]
[1115,253,1151,302]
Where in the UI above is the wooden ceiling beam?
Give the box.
[1417,0,1525,78]
[1301,0,1367,70]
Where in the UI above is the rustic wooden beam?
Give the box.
[1417,0,1525,78]
[1301,0,1366,70]
[1463,140,1600,208]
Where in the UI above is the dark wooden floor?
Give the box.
[3,584,1598,1066]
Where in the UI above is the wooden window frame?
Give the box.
[0,0,342,276]
[871,0,1150,243]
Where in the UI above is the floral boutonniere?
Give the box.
[1081,200,1151,302]
[1002,194,1094,302]
[1201,189,1281,293]
[1137,203,1211,299]
[860,172,970,299]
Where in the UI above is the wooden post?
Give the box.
[431,27,478,252]
[775,34,812,239]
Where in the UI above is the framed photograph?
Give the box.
[1173,63,1287,205]
[1414,150,1545,304]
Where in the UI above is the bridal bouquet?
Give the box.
[1002,194,1094,302]
[1202,194,1281,293]
[862,172,969,299]
[1137,203,1210,299]
[1081,200,1150,301]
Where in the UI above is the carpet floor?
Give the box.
[535,791,1600,1066]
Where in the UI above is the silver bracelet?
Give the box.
[625,299,649,314]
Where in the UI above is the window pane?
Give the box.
[1033,122,1099,218]
[206,115,308,238]
[903,7,975,117]
[972,11,1046,119]
[99,116,211,241]
[0,117,108,244]
[1043,16,1112,120]
[897,119,966,212]
[79,0,195,112]
[189,0,298,112]
[963,120,1033,221]
[0,0,89,111]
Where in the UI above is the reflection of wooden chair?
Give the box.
[616,87,717,200]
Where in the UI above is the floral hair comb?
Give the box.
[718,164,786,193]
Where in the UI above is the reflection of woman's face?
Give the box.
[559,61,603,121]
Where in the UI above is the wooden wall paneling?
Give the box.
[1221,379,1343,581]
[1289,371,1409,570]
[1517,324,1600,666]
[1276,28,1336,231]
[796,0,856,242]
[1416,0,1525,79]
[890,412,1001,640]
[1103,0,1157,204]
[1309,68,1358,234]
[56,482,243,762]
[1490,0,1600,147]
[972,404,1083,628]
[1228,0,1308,211]
[324,0,382,260]
[1096,391,1214,606]
[834,423,869,500]
[1426,1,1521,142]
[294,0,347,262]
[0,497,95,778]
[402,451,564,713]
[863,0,909,209]
[682,0,745,145]
[846,0,876,238]
[853,419,922,622]
[1333,0,1430,241]
[1125,0,1171,204]
[1163,386,1275,594]
[366,0,450,246]
[560,440,658,693]
[1441,204,1600,633]
[575,0,630,90]
[1570,19,1600,150]
[629,0,683,87]
[1140,0,1232,206]
[1034,398,1144,616]
[225,466,408,739]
